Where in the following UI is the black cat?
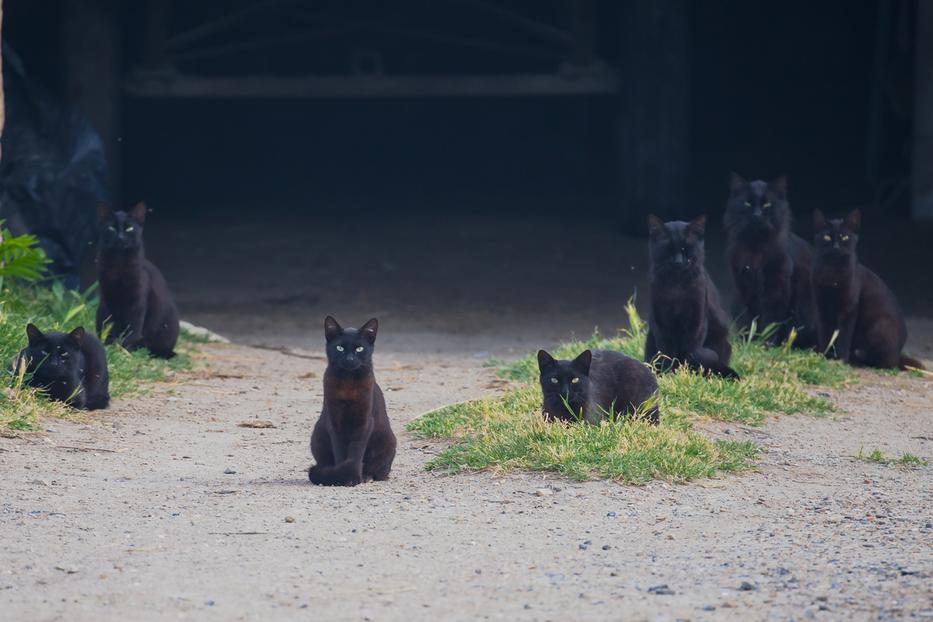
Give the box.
[309,317,397,486]
[96,202,179,357]
[645,214,740,379]
[811,209,923,370]
[537,349,660,425]
[724,174,817,347]
[15,324,110,410]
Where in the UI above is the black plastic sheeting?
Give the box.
[0,44,110,288]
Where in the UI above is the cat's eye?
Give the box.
[744,201,751,207]
[823,235,832,242]
[335,345,344,352]
[571,377,580,384]
[355,346,364,353]
[841,235,849,241]
[125,226,134,232]
[763,202,772,208]
[550,377,558,384]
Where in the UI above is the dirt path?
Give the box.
[2,334,931,621]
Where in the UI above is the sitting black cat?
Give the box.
[725,174,817,347]
[96,202,179,358]
[811,209,923,370]
[309,317,397,486]
[537,349,660,425]
[15,324,109,410]
[645,214,739,379]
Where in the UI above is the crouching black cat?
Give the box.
[309,317,397,486]
[96,202,179,358]
[15,324,109,410]
[725,174,817,347]
[645,215,739,379]
[811,209,924,370]
[537,349,660,425]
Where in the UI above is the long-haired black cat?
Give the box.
[96,202,179,357]
[645,214,739,379]
[811,209,923,370]
[537,349,660,425]
[15,324,109,410]
[309,316,397,486]
[724,174,817,347]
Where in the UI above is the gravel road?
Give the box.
[1,331,931,621]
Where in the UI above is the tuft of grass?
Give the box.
[1,283,196,432]
[409,300,855,483]
[496,302,852,426]
[856,447,928,468]
[411,386,759,483]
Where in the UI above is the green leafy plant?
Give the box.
[0,222,50,290]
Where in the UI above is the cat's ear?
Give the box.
[537,349,556,371]
[360,318,378,344]
[769,176,788,200]
[25,323,43,345]
[97,203,113,224]
[812,209,827,230]
[686,214,707,239]
[572,350,593,375]
[729,172,747,196]
[844,209,861,232]
[324,316,343,342]
[129,201,148,225]
[68,326,86,347]
[647,214,667,239]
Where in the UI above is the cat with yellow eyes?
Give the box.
[536,349,660,425]
[811,209,923,370]
[96,202,179,358]
[724,173,818,347]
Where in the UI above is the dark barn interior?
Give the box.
[2,0,931,353]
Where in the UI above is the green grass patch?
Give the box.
[1,283,196,432]
[409,301,855,483]
[856,447,928,468]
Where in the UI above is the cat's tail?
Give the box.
[85,393,110,410]
[899,353,926,371]
[308,462,362,487]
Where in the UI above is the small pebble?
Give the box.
[739,581,757,591]
[285,516,295,523]
[223,468,236,475]
[602,545,611,551]
[534,489,552,497]
[648,584,675,595]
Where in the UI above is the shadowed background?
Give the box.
[2,0,931,354]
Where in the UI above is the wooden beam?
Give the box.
[912,0,933,221]
[124,71,619,99]
[62,0,120,201]
[0,0,4,163]
[617,0,690,231]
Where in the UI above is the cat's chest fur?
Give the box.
[324,374,375,426]
[732,240,785,273]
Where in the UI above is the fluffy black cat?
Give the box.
[725,174,817,347]
[537,349,660,425]
[15,324,109,410]
[645,214,739,379]
[309,317,397,486]
[96,202,179,357]
[811,209,923,370]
